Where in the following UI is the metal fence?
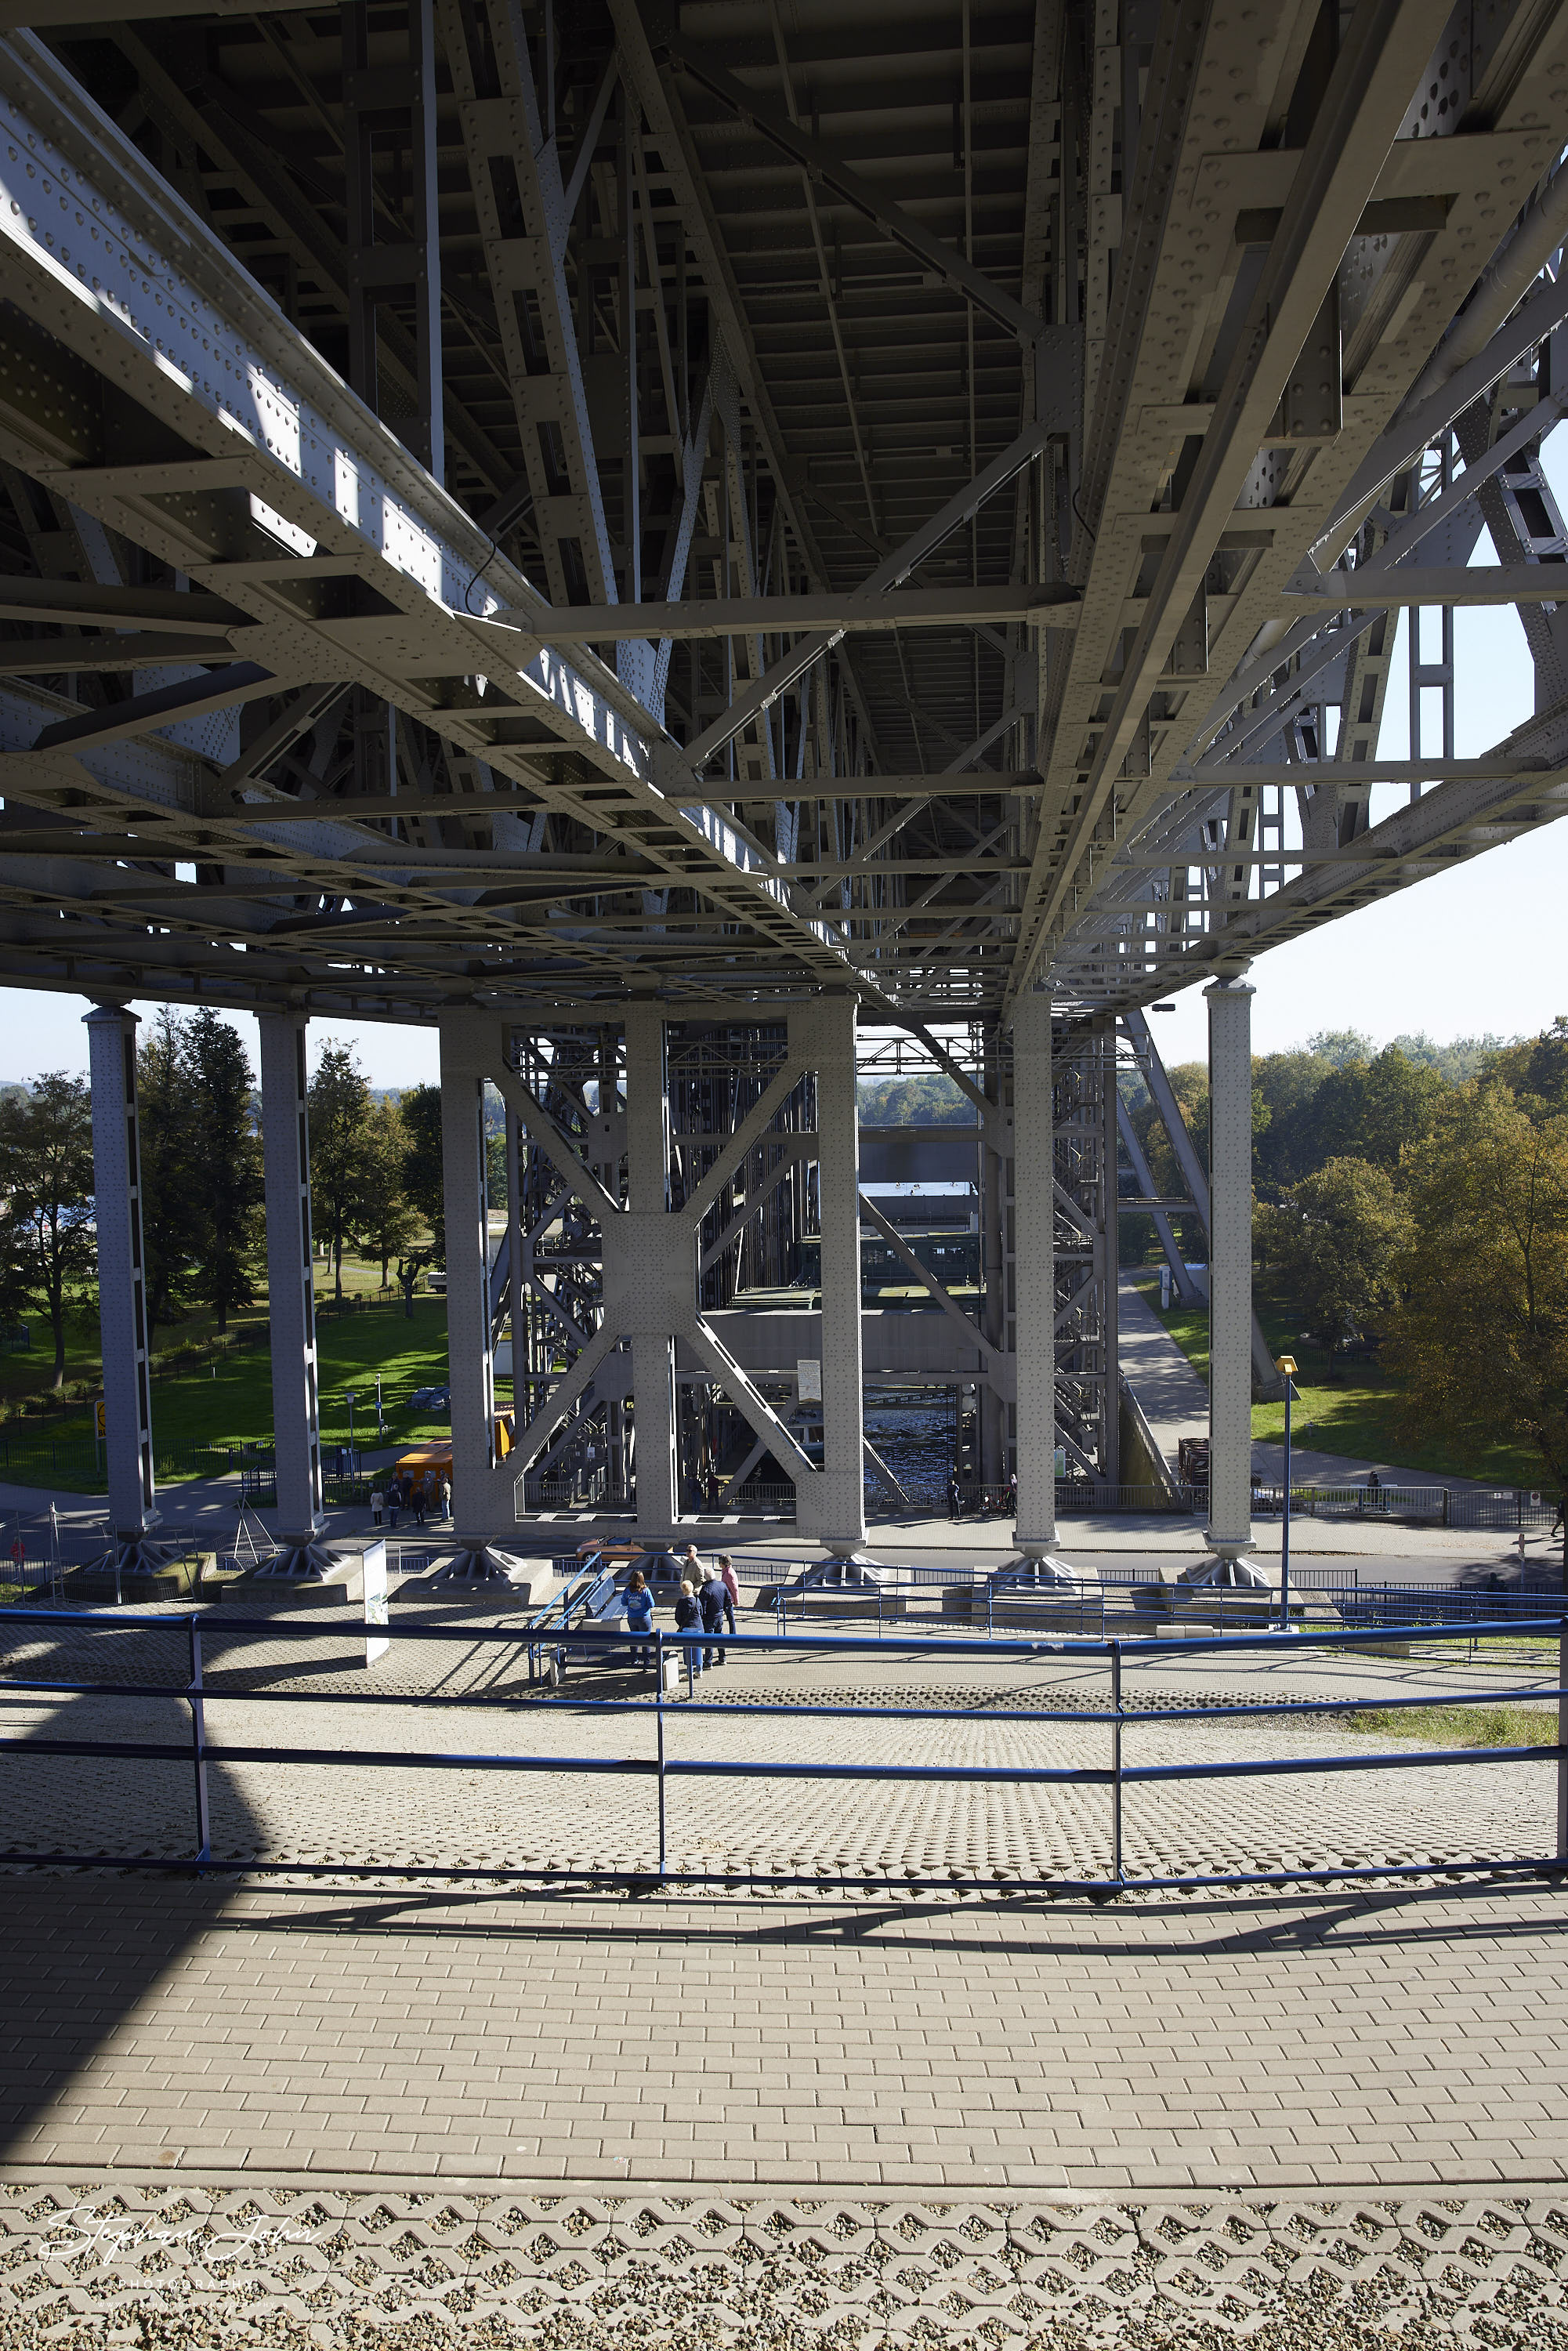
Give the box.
[0,1606,1563,1895]
[1248,1483,1562,1531]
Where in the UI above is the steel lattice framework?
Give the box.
[0,0,1563,1027]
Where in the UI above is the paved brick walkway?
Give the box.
[2,1872,1565,2194]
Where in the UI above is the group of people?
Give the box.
[683,1467,728,1514]
[946,1471,1019,1521]
[620,1541,739,1675]
[368,1472,451,1532]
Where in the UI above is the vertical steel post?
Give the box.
[1099,1020,1121,1485]
[624,1004,680,1544]
[188,1618,211,1866]
[505,1097,523,1419]
[1012,986,1060,1557]
[654,1628,668,1877]
[1558,1617,1567,1864]
[83,1005,158,1559]
[792,998,865,1555]
[1280,1373,1293,1631]
[438,1012,507,1554]
[1110,1639,1124,1888]
[1204,972,1257,1561]
[260,1012,326,1559]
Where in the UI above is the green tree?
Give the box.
[857,1074,977,1125]
[1122,1059,1212,1262]
[1384,1091,1568,1500]
[486,1126,509,1208]
[186,1010,263,1331]
[1308,1046,1447,1173]
[0,1073,96,1385]
[136,1009,201,1339]
[0,1212,33,1336]
[1255,1155,1412,1357]
[1251,1046,1335,1193]
[1389,1030,1506,1084]
[357,1097,420,1286]
[399,1082,445,1260]
[1480,1015,1568,1118]
[307,1044,376,1302]
[1305,1028,1377,1068]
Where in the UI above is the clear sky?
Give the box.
[6,432,1568,1090]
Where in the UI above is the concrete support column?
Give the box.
[504,1096,523,1411]
[83,1005,160,1560]
[439,1012,498,1520]
[1012,987,1062,1559]
[792,998,865,1555]
[625,1003,679,1544]
[1205,972,1258,1556]
[980,1121,1007,1484]
[431,1013,537,1589]
[258,1012,327,1567]
[1099,1021,1121,1485]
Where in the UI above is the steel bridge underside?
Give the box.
[0,0,1563,1027]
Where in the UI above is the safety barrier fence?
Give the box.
[0,1608,1563,1895]
[1248,1484,1562,1531]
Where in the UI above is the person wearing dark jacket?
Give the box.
[700,1568,730,1666]
[674,1578,704,1680]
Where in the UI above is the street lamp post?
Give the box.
[375,1375,385,1444]
[345,1389,357,1475]
[1276,1355,1298,1632]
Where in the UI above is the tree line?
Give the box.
[1128,1020,1568,1498]
[0,1020,471,1387]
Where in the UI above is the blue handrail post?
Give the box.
[187,1618,211,1867]
[1110,1639,1124,1890]
[654,1628,667,1879]
[1278,1360,1296,1632]
[1559,1614,1567,1864]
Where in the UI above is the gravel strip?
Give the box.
[1,2180,1564,2347]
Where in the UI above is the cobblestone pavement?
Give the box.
[3,1613,1566,2341]
[0,1610,1559,1883]
[3,1873,1567,2193]
[2,2178,1566,2346]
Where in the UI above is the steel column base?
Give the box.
[1001,1552,1076,1584]
[90,1534,176,1579]
[429,1544,552,1599]
[252,1542,339,1581]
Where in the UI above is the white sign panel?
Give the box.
[363,1537,389,1667]
[796,1357,823,1404]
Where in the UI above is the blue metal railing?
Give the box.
[0,1607,1563,1894]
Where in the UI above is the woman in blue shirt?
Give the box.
[621,1567,654,1669]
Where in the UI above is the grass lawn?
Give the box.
[0,1248,419,1412]
[0,1273,462,1490]
[150,1296,457,1453]
[1128,1268,1546,1487]
[1339,1703,1555,1748]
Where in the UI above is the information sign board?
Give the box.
[364,1537,389,1666]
